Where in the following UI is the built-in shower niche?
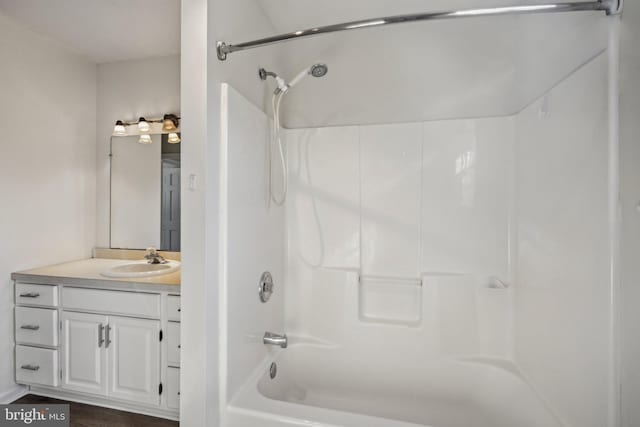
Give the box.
[358,276,422,326]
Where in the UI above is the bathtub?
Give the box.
[226,343,564,427]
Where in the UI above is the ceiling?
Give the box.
[251,0,610,127]
[0,0,180,63]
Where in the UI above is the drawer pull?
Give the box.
[20,364,40,371]
[20,325,40,331]
[19,292,40,298]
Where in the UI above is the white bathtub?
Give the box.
[226,344,564,427]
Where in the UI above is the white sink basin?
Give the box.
[101,260,181,278]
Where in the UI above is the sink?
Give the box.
[101,260,180,278]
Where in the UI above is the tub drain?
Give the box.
[269,362,277,379]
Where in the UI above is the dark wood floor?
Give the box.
[13,395,178,427]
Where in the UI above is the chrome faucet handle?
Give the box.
[145,247,158,257]
[263,332,288,349]
[144,247,166,264]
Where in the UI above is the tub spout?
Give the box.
[263,332,288,348]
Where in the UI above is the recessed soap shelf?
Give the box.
[358,276,422,327]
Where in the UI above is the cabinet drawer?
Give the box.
[166,367,180,410]
[166,322,180,366]
[16,345,58,387]
[16,283,58,307]
[15,307,58,347]
[62,287,160,318]
[166,295,181,321]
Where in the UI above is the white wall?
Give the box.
[180,0,284,424]
[619,3,640,427]
[0,11,96,402]
[513,53,610,427]
[284,116,514,359]
[96,55,180,248]
[282,50,615,427]
[179,0,209,425]
[221,84,284,404]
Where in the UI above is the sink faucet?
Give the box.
[263,332,287,349]
[145,247,166,264]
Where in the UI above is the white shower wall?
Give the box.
[220,84,285,407]
[284,116,515,359]
[283,51,612,427]
[514,53,610,427]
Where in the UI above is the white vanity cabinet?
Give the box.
[61,311,108,395]
[107,316,160,405]
[14,281,180,420]
[14,284,60,388]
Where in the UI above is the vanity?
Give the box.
[12,250,181,420]
[10,115,183,419]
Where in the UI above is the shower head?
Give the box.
[286,63,329,91]
[261,63,328,95]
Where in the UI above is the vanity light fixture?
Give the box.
[112,114,181,143]
[138,134,153,144]
[138,117,151,133]
[112,120,127,136]
[168,132,181,144]
[162,114,180,132]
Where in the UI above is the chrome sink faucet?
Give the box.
[145,247,167,264]
[263,332,287,348]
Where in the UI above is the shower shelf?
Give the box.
[358,276,422,327]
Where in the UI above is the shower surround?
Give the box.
[219,50,613,427]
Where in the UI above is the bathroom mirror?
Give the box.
[110,134,181,251]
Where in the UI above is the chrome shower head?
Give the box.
[287,63,329,89]
[260,63,329,95]
[310,63,328,78]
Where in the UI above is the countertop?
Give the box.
[12,258,181,293]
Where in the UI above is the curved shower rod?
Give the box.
[216,0,621,61]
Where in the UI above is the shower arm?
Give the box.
[216,0,621,61]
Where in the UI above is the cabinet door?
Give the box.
[61,311,108,395]
[107,316,160,405]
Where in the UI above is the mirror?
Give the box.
[110,134,181,250]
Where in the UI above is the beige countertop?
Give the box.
[12,258,181,293]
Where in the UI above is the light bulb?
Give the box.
[168,133,181,144]
[138,134,152,144]
[113,120,126,136]
[162,114,178,132]
[138,117,150,133]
